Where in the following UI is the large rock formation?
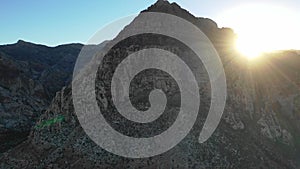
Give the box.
[1,1,299,168]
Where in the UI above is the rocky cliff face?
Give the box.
[1,1,299,168]
[0,41,83,152]
[0,52,48,131]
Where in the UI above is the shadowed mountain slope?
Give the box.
[0,1,299,168]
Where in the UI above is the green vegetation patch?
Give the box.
[34,115,65,129]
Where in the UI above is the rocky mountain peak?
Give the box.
[155,0,170,5]
[17,39,27,44]
[15,40,38,47]
[141,0,225,47]
[143,0,190,17]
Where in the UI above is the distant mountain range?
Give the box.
[0,0,300,168]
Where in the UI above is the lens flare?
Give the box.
[217,4,300,59]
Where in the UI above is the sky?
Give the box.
[1,0,300,47]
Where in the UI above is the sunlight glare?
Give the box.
[217,4,300,59]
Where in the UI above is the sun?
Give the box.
[235,35,264,59]
[217,4,300,60]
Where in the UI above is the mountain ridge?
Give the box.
[0,1,299,168]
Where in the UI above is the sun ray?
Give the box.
[265,58,300,91]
